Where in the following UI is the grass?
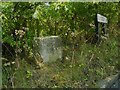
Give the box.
[2,35,119,88]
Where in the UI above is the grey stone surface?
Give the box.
[33,36,62,63]
[97,73,120,88]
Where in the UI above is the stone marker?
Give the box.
[33,36,62,63]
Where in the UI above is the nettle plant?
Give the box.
[2,2,37,59]
[14,27,29,55]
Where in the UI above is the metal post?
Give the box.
[95,14,100,43]
[102,23,107,35]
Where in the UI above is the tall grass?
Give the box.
[2,34,119,88]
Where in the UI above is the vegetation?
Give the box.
[1,2,120,88]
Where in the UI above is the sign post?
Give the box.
[95,14,108,43]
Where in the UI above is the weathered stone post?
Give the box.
[33,36,62,63]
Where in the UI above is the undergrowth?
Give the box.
[2,35,119,88]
